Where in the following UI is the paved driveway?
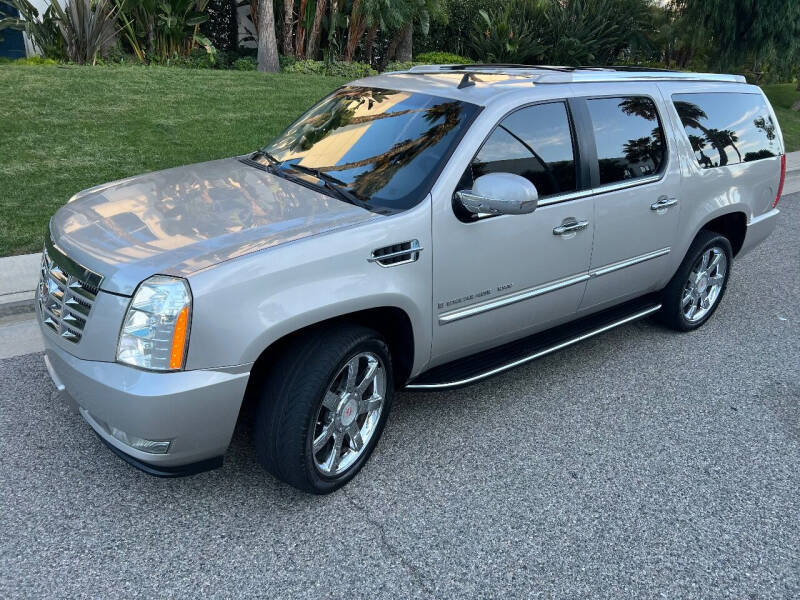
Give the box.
[1,194,798,599]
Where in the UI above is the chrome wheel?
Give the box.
[312,352,386,476]
[681,246,727,323]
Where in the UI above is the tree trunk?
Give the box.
[344,0,364,62]
[396,23,412,62]
[306,0,327,59]
[295,0,307,58]
[363,24,377,66]
[796,70,800,91]
[282,0,294,57]
[257,0,280,72]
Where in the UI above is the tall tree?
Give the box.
[678,0,800,72]
[294,0,307,57]
[257,0,280,72]
[306,0,328,58]
[282,0,294,56]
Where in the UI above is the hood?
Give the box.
[50,158,378,295]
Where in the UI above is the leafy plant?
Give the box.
[283,58,377,77]
[48,0,120,64]
[415,50,472,64]
[468,1,545,64]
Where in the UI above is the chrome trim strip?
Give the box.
[537,174,664,207]
[408,304,662,390]
[439,272,590,324]
[589,247,670,278]
[438,248,669,325]
[368,239,423,267]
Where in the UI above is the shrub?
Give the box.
[415,51,473,64]
[384,61,415,71]
[233,56,257,71]
[283,59,377,78]
[0,56,60,65]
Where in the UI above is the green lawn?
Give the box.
[763,83,800,153]
[0,65,346,256]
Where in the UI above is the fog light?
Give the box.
[108,426,171,455]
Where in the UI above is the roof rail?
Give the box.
[400,64,747,84]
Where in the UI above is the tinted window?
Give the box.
[471,102,577,197]
[673,92,780,169]
[262,87,480,212]
[586,96,666,185]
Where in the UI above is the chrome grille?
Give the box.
[37,233,102,343]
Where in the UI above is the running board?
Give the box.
[406,296,662,390]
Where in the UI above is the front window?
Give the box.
[260,87,481,213]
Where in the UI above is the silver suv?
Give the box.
[38,66,785,493]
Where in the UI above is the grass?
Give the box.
[763,83,800,153]
[0,65,346,256]
[1,66,798,257]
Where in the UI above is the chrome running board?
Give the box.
[406,298,661,390]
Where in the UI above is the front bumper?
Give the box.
[43,336,251,475]
[739,208,780,257]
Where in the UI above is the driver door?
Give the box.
[430,101,596,366]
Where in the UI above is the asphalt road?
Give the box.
[2,194,799,599]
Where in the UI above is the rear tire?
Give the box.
[254,324,394,494]
[659,230,732,331]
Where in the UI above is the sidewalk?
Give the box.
[2,149,800,316]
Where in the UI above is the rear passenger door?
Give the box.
[577,91,681,311]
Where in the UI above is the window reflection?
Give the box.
[673,93,779,169]
[263,87,480,212]
[586,97,665,185]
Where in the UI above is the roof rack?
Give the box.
[400,64,747,84]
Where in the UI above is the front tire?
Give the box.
[254,324,394,494]
[659,230,732,331]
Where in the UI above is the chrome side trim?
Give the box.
[537,174,664,207]
[438,248,670,325]
[439,272,590,325]
[408,305,662,390]
[589,247,670,278]
[368,239,423,267]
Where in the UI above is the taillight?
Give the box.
[774,154,786,208]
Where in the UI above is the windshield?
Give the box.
[261,87,481,212]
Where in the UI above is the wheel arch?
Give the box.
[247,306,416,393]
[699,210,747,256]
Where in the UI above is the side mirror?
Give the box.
[455,173,539,216]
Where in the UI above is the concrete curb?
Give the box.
[2,150,800,314]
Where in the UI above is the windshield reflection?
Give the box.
[262,87,480,212]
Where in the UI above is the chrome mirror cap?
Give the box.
[455,173,539,216]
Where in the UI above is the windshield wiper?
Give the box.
[251,150,282,168]
[282,163,370,210]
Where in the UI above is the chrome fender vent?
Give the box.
[368,239,423,267]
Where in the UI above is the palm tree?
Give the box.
[257,0,279,72]
[674,100,731,166]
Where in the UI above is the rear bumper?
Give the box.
[739,208,779,257]
[43,336,251,474]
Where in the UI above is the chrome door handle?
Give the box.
[553,219,589,236]
[651,196,678,211]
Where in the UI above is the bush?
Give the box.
[415,51,473,64]
[384,61,415,72]
[283,59,377,78]
[233,56,257,71]
[0,56,60,65]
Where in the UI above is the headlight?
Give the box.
[117,275,192,371]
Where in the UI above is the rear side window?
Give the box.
[586,96,666,185]
[471,101,577,198]
[673,92,780,169]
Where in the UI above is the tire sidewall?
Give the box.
[670,233,733,331]
[302,336,394,494]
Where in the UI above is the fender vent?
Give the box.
[368,239,422,267]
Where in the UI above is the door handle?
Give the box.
[553,219,589,236]
[651,196,678,211]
